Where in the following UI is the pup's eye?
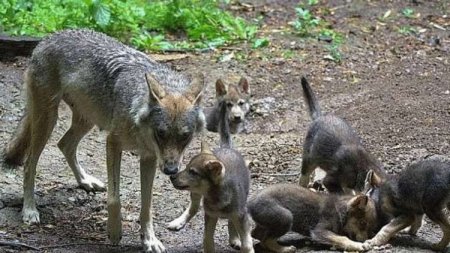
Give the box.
[238,100,245,106]
[226,102,233,108]
[189,169,199,176]
[156,129,166,138]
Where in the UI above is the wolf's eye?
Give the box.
[156,129,166,138]
[226,102,233,108]
[238,100,245,106]
[189,169,199,176]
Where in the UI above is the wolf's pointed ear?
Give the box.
[201,141,213,154]
[186,73,205,105]
[238,77,250,95]
[204,160,225,182]
[349,195,368,210]
[146,73,166,104]
[365,170,382,188]
[215,79,227,97]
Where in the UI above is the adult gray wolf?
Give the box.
[1,29,205,253]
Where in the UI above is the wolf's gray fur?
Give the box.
[169,101,253,253]
[363,158,450,251]
[248,184,378,252]
[299,77,385,193]
[1,29,205,253]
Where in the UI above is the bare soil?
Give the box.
[1,0,449,252]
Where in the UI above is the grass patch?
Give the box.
[0,0,261,51]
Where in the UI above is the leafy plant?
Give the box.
[325,44,342,63]
[252,37,270,49]
[401,8,415,18]
[398,25,417,35]
[0,0,262,51]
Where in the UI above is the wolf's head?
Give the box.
[136,73,205,175]
[343,194,378,242]
[170,142,224,194]
[215,77,251,133]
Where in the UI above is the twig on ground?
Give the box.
[253,172,301,177]
[0,241,40,251]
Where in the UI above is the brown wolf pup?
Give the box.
[169,99,254,253]
[248,184,378,252]
[299,77,385,193]
[1,29,205,253]
[204,77,251,134]
[362,157,450,251]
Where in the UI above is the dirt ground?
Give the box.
[1,0,449,252]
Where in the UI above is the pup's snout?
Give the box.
[163,162,179,175]
[169,174,177,181]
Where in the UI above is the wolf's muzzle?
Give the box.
[163,161,179,175]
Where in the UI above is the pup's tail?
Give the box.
[301,77,321,120]
[2,112,31,170]
[218,100,232,149]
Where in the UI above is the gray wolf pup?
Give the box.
[1,29,205,253]
[362,157,450,251]
[204,77,250,134]
[248,184,378,252]
[169,100,254,253]
[299,77,385,193]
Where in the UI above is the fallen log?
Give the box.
[0,34,41,59]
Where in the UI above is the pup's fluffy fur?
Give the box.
[299,77,385,193]
[363,157,450,251]
[248,184,378,252]
[170,100,254,253]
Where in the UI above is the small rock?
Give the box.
[68,197,76,202]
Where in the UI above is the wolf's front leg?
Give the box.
[362,215,414,250]
[204,213,218,253]
[167,192,201,231]
[140,156,166,253]
[106,135,123,245]
[231,213,254,253]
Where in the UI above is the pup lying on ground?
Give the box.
[1,29,205,253]
[170,100,254,253]
[204,77,251,134]
[299,77,385,193]
[248,184,378,252]
[362,157,450,251]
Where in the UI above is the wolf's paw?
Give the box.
[167,216,187,231]
[280,246,296,253]
[107,219,122,245]
[22,207,40,224]
[361,241,373,251]
[142,235,166,253]
[79,174,106,192]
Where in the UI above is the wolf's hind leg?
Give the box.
[57,108,105,192]
[427,209,450,251]
[22,78,60,224]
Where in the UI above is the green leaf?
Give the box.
[93,1,110,28]
[252,37,269,49]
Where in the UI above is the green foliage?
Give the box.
[325,44,342,63]
[252,37,269,49]
[292,7,320,36]
[401,8,415,18]
[0,0,260,51]
[398,25,417,35]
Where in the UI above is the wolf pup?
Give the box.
[248,184,378,252]
[204,77,250,134]
[299,77,385,193]
[170,100,254,253]
[362,158,450,251]
[1,29,205,253]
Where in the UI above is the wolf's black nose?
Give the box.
[163,163,178,175]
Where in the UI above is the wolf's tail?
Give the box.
[2,112,31,170]
[218,100,232,149]
[301,77,321,120]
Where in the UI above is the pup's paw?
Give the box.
[229,237,241,250]
[142,235,166,253]
[79,174,106,192]
[22,207,40,224]
[280,246,296,253]
[345,242,366,252]
[361,240,375,251]
[167,216,187,231]
[107,219,122,245]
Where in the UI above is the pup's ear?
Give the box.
[365,170,383,188]
[238,77,250,95]
[145,73,166,104]
[204,160,225,182]
[349,195,369,210]
[186,73,205,105]
[215,79,227,97]
[201,141,213,154]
